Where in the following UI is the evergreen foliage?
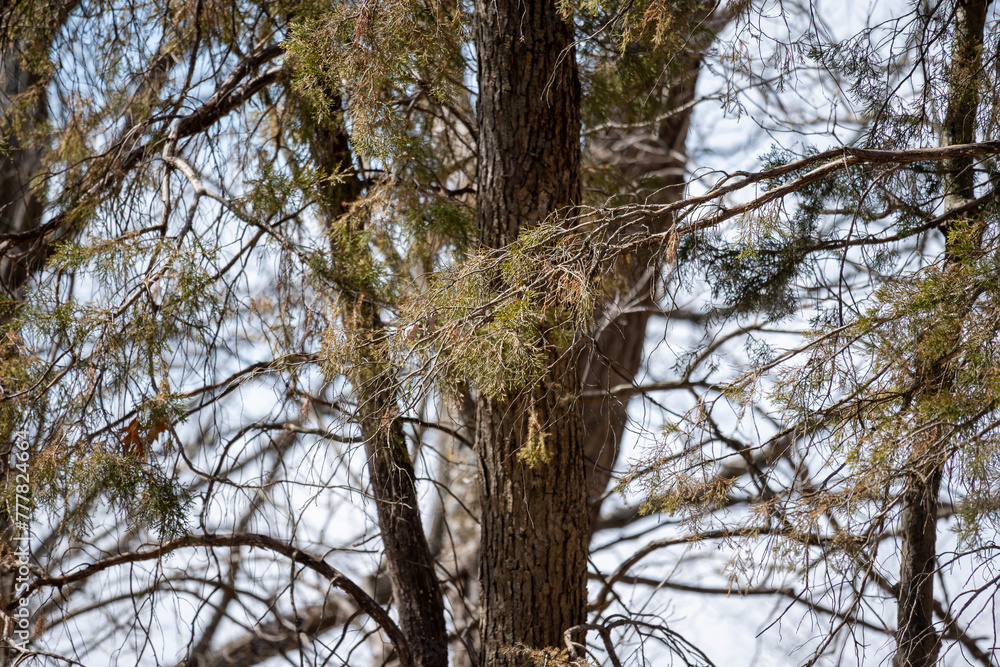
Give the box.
[0,0,998,666]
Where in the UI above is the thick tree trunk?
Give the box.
[476,378,589,667]
[473,0,580,247]
[473,0,588,663]
[894,3,988,666]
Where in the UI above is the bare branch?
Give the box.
[18,533,413,667]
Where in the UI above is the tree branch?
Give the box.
[17,533,413,667]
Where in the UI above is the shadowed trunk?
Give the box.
[359,372,449,667]
[581,36,712,527]
[0,43,45,307]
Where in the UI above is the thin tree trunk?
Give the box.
[0,44,45,307]
[473,0,588,663]
[0,1,78,308]
[894,2,988,666]
[359,375,449,667]
[895,462,945,667]
[304,97,449,667]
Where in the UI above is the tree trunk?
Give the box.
[360,382,449,667]
[0,43,45,307]
[894,462,944,667]
[304,97,448,667]
[581,27,716,528]
[473,0,588,663]
[473,0,580,247]
[894,2,988,666]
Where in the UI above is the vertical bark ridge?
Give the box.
[476,375,589,666]
[473,0,588,661]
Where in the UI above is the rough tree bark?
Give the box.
[358,376,449,667]
[473,0,589,663]
[893,2,988,666]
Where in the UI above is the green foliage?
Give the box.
[517,408,554,468]
[286,0,467,165]
[316,217,386,295]
[0,334,38,444]
[234,161,306,223]
[682,230,806,320]
[432,260,547,400]
[640,210,1000,558]
[32,438,188,538]
[395,222,598,400]
[1,216,228,538]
